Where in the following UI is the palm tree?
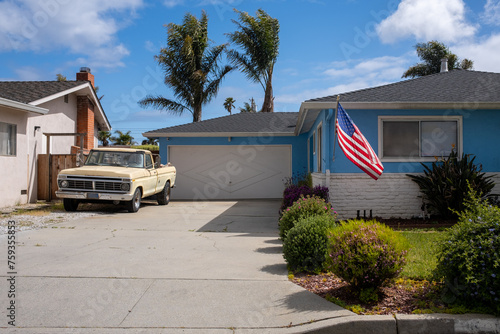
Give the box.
[403,41,474,78]
[56,74,67,81]
[223,97,236,115]
[227,9,280,113]
[98,131,111,146]
[142,138,159,145]
[111,130,134,146]
[139,11,233,122]
[239,98,257,113]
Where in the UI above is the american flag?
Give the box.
[336,103,384,180]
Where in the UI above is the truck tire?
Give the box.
[127,188,142,213]
[63,199,79,212]
[157,181,170,205]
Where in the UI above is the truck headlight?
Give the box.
[120,183,130,191]
[60,180,69,188]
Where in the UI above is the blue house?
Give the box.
[144,68,500,218]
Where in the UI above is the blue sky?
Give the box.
[1,0,500,143]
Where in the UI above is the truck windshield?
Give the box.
[85,151,145,168]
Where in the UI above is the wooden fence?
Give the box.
[38,154,78,201]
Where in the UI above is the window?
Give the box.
[145,154,153,169]
[379,116,461,160]
[0,122,16,156]
[316,123,322,172]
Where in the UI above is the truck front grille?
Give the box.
[60,176,129,193]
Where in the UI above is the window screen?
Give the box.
[421,121,457,157]
[382,121,419,157]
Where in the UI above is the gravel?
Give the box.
[0,202,114,235]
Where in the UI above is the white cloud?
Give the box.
[483,0,500,25]
[163,0,184,8]
[453,33,500,73]
[14,66,45,81]
[276,55,412,105]
[144,40,157,53]
[0,0,143,68]
[376,0,476,44]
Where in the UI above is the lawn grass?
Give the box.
[400,230,442,280]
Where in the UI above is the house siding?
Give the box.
[0,108,30,206]
[31,95,78,155]
[317,108,500,174]
[308,107,500,218]
[314,172,500,219]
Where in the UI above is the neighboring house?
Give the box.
[145,67,500,218]
[0,68,111,207]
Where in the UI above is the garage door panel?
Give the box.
[170,145,291,199]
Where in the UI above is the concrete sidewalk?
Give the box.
[1,200,499,333]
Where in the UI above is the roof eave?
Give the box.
[0,97,49,114]
[143,131,296,138]
[301,101,500,110]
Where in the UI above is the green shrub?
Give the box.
[283,215,337,273]
[326,220,409,302]
[407,149,495,218]
[434,186,500,314]
[279,195,336,240]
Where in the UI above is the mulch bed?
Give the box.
[290,218,456,314]
[292,273,445,315]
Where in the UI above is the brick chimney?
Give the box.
[76,67,95,88]
[75,67,95,152]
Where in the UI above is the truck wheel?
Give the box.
[127,188,142,213]
[63,199,79,212]
[157,181,170,205]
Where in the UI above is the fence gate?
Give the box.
[38,154,78,201]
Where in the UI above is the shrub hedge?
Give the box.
[283,215,337,273]
[279,195,336,240]
[434,187,500,314]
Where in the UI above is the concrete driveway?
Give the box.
[0,200,356,333]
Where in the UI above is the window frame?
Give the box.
[0,121,17,156]
[378,115,462,162]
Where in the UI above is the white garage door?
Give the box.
[169,145,291,200]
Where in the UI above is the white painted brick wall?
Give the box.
[312,172,500,219]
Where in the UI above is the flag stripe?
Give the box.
[337,128,382,179]
[338,125,382,172]
[336,103,384,180]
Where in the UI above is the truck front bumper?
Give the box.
[56,191,134,201]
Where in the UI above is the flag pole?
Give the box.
[332,95,340,162]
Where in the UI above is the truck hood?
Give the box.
[58,166,148,179]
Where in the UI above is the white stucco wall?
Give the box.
[0,108,30,207]
[29,94,78,155]
[313,172,500,219]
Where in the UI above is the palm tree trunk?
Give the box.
[261,72,274,113]
[193,105,202,122]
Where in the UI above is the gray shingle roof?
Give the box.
[0,81,85,104]
[307,70,500,103]
[145,112,298,136]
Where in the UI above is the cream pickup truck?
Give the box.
[56,148,176,213]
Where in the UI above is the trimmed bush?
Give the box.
[283,215,337,273]
[407,149,495,218]
[279,195,336,240]
[434,187,500,314]
[327,220,409,302]
[280,184,329,215]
